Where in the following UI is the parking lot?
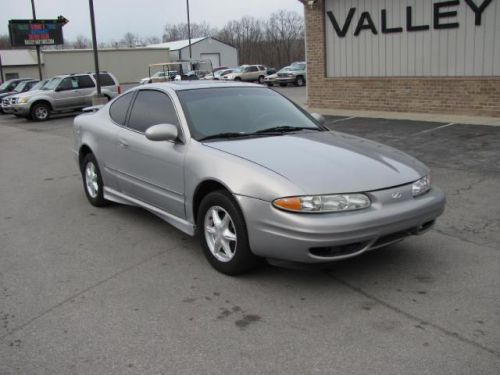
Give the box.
[0,87,499,374]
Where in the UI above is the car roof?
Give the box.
[140,81,264,91]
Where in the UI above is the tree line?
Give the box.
[0,10,304,69]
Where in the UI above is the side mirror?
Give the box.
[311,112,326,126]
[145,124,178,142]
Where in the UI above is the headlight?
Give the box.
[412,175,431,197]
[273,194,371,213]
[19,97,29,104]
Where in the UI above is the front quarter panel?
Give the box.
[184,141,305,223]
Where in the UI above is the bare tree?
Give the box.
[162,22,215,42]
[143,36,161,45]
[121,32,139,48]
[72,35,91,49]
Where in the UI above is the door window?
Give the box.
[58,77,79,91]
[109,92,134,125]
[246,66,258,72]
[77,75,95,88]
[127,90,179,133]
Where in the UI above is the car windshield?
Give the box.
[41,77,62,90]
[278,67,291,73]
[290,63,306,71]
[13,81,30,92]
[0,80,14,90]
[177,87,321,141]
[30,80,47,90]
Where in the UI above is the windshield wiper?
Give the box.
[198,132,252,141]
[255,125,322,134]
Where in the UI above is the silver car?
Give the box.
[73,82,445,275]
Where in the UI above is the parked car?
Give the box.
[2,79,49,116]
[264,66,291,87]
[202,68,235,80]
[139,71,177,85]
[73,81,446,275]
[0,78,33,95]
[221,65,267,84]
[0,79,39,114]
[276,62,307,87]
[11,72,120,121]
[266,68,277,75]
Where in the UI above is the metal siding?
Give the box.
[325,0,500,77]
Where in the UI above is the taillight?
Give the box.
[117,85,122,94]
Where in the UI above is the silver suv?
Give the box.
[221,65,267,84]
[12,72,120,121]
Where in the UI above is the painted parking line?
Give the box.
[411,122,455,136]
[329,116,357,124]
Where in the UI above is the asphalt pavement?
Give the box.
[0,90,499,374]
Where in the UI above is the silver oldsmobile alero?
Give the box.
[73,81,445,275]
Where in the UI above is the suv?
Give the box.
[276,62,307,87]
[0,78,33,95]
[12,72,120,121]
[221,65,267,84]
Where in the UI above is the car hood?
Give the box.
[204,131,427,194]
[15,89,45,99]
[0,91,15,98]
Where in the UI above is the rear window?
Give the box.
[109,92,133,125]
[93,73,116,86]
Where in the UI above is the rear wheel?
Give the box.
[295,76,305,87]
[30,102,50,121]
[197,190,261,275]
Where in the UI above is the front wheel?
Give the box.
[258,75,265,84]
[30,102,51,121]
[295,76,305,87]
[198,190,261,275]
[81,153,108,207]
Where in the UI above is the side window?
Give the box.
[77,75,95,89]
[109,92,134,125]
[247,66,258,72]
[93,73,115,86]
[258,66,266,71]
[128,90,179,133]
[58,77,79,91]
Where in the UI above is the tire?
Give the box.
[258,75,265,84]
[295,76,305,87]
[81,153,108,207]
[197,190,261,275]
[234,77,242,81]
[30,102,51,121]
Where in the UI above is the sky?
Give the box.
[0,0,304,42]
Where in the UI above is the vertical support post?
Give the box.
[30,0,43,80]
[186,0,192,59]
[0,54,4,83]
[88,0,101,95]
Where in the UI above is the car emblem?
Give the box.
[392,192,403,199]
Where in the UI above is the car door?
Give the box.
[52,77,81,109]
[75,75,96,107]
[243,66,259,81]
[114,89,186,218]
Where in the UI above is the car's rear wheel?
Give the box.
[81,153,108,207]
[30,102,50,121]
[198,190,260,275]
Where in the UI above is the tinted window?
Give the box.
[58,77,78,90]
[177,88,319,140]
[109,92,133,125]
[258,66,266,71]
[128,90,179,133]
[246,66,258,72]
[93,73,115,86]
[77,75,95,88]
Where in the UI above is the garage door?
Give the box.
[200,53,221,69]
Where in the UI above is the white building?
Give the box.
[148,36,239,68]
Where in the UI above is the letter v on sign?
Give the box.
[327,9,356,38]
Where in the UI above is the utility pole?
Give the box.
[30,0,43,80]
[88,0,101,96]
[186,0,192,58]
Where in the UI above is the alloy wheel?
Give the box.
[85,161,99,198]
[204,206,237,262]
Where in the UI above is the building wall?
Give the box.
[178,38,239,68]
[305,0,500,117]
[1,65,41,81]
[42,48,171,83]
[325,0,500,77]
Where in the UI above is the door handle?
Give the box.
[119,139,129,149]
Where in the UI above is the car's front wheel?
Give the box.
[198,190,260,275]
[30,102,51,121]
[81,153,108,207]
[258,75,265,84]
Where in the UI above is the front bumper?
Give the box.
[11,103,30,115]
[276,77,296,84]
[235,185,446,263]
